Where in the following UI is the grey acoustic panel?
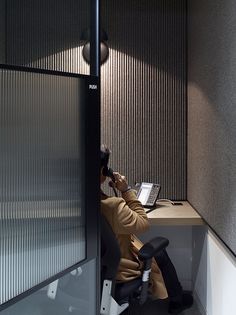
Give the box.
[0,68,87,304]
[188,0,236,254]
[101,0,187,199]
[5,0,90,74]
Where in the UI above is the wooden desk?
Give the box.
[146,201,204,226]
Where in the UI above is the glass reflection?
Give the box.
[0,259,97,315]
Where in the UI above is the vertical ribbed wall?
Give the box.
[101,0,187,199]
[6,0,90,74]
[5,0,187,199]
[0,69,86,305]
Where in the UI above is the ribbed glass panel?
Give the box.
[101,0,187,199]
[5,0,90,74]
[0,68,86,304]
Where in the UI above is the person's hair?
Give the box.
[100,144,111,169]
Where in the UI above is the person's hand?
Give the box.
[112,172,129,192]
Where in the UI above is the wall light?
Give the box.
[81,29,109,65]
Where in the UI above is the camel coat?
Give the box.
[100,189,168,299]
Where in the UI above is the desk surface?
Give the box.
[146,201,204,225]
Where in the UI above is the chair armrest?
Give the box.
[138,237,169,305]
[138,237,169,261]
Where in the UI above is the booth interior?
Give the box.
[0,0,236,315]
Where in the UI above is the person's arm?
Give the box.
[109,172,150,234]
[116,189,150,234]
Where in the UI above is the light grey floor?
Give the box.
[1,297,202,315]
[184,303,202,315]
[123,298,202,315]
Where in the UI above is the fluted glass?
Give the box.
[0,68,86,305]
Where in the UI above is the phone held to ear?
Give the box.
[102,166,118,196]
[102,166,115,181]
[107,168,116,183]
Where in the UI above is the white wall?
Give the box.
[193,227,236,315]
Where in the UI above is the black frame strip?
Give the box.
[0,63,94,79]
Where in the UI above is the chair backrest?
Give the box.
[101,214,121,282]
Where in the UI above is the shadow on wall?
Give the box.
[3,0,187,78]
[188,82,235,229]
[102,0,186,80]
[100,0,187,199]
[188,0,236,116]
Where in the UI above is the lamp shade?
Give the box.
[82,41,109,64]
[81,28,109,65]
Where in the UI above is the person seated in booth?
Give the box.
[100,144,193,314]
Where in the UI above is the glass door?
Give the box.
[0,0,100,313]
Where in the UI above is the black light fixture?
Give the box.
[81,28,109,65]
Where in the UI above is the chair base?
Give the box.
[100,280,129,315]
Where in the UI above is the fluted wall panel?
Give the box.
[5,0,187,198]
[0,68,86,305]
[101,0,187,199]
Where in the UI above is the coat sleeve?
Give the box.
[104,190,150,235]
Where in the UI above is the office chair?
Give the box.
[100,214,169,315]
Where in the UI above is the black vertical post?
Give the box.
[87,0,100,312]
[86,0,100,259]
[90,0,100,77]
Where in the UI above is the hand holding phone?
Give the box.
[106,168,116,182]
[112,172,129,193]
[102,166,129,195]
